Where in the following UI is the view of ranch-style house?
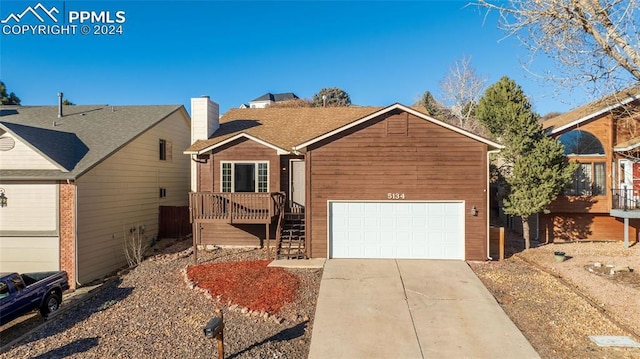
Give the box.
[541,87,640,247]
[0,97,191,289]
[185,96,503,262]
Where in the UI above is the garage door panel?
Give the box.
[0,236,60,273]
[330,202,464,260]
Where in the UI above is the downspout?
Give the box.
[72,179,80,288]
[487,149,500,260]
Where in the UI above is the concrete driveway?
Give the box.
[308,259,539,359]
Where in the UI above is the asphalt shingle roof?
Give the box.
[0,104,185,180]
[542,86,640,132]
[250,92,299,102]
[186,106,384,153]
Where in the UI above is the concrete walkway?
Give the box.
[308,259,539,359]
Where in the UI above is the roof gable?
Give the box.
[0,104,186,179]
[294,104,503,151]
[186,104,502,155]
[191,133,289,155]
[543,87,640,134]
[0,122,88,171]
[0,130,61,171]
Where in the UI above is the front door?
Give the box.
[619,159,633,190]
[290,160,305,211]
[618,159,635,208]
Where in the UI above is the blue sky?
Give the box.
[1,1,592,115]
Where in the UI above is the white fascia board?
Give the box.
[189,133,290,155]
[549,94,640,135]
[614,142,640,152]
[293,103,504,151]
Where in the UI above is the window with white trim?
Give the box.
[221,162,269,193]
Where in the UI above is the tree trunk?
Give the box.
[522,215,530,249]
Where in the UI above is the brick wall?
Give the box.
[59,182,76,290]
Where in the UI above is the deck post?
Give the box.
[624,217,630,249]
[229,193,234,224]
[266,223,270,260]
[193,222,198,264]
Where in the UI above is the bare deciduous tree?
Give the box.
[475,0,640,95]
[439,55,488,134]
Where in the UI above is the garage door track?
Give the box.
[308,259,539,359]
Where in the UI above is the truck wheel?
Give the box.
[40,291,61,317]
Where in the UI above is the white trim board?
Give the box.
[185,133,289,155]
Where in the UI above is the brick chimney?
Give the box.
[190,95,219,143]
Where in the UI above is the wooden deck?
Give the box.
[610,188,640,219]
[189,192,286,262]
[189,192,285,224]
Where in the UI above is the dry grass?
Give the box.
[470,232,640,359]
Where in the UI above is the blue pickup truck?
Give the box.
[0,271,70,325]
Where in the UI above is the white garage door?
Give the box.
[329,202,464,260]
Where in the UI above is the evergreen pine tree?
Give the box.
[476,76,576,249]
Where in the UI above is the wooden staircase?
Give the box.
[276,213,306,259]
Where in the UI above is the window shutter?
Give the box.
[166,141,173,161]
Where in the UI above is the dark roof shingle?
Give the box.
[250,92,299,102]
[0,104,185,179]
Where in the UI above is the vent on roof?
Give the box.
[58,92,63,118]
[0,136,15,151]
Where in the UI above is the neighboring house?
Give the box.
[541,87,640,246]
[248,93,299,108]
[185,96,502,261]
[0,102,191,289]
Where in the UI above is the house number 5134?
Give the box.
[387,193,405,200]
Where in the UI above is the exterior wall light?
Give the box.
[471,205,478,216]
[0,189,7,208]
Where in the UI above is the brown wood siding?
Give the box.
[613,100,640,144]
[210,138,280,193]
[198,222,277,247]
[197,154,213,192]
[307,110,489,260]
[539,213,640,242]
[197,138,281,246]
[549,114,613,214]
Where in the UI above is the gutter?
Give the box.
[73,180,80,288]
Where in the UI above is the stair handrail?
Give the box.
[274,192,286,257]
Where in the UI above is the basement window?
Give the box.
[221,161,269,193]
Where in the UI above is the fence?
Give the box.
[159,206,191,239]
[489,226,504,261]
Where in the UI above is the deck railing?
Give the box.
[189,192,285,224]
[611,187,640,211]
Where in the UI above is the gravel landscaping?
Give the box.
[0,240,322,359]
[470,237,640,359]
[2,234,640,359]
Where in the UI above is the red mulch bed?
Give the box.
[186,260,299,314]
